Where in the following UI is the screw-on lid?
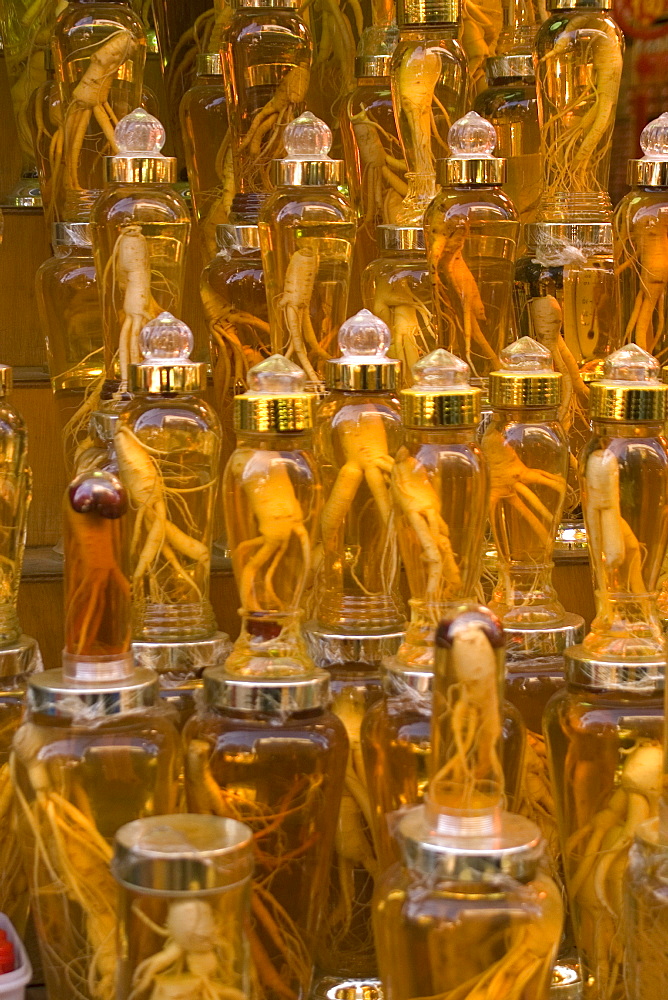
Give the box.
[271,112,344,187]
[488,337,562,408]
[589,344,667,422]
[234,355,315,432]
[485,54,534,81]
[437,112,505,186]
[203,665,331,713]
[628,112,668,187]
[397,0,461,26]
[377,225,426,252]
[104,108,177,184]
[548,0,612,9]
[401,348,481,426]
[325,310,400,391]
[130,313,207,394]
[354,24,398,77]
[196,52,223,75]
[216,224,261,252]
[233,0,299,7]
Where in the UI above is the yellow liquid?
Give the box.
[625,828,668,1000]
[615,191,668,364]
[0,698,28,934]
[0,403,29,646]
[0,0,52,168]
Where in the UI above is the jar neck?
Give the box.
[235,430,312,449]
[494,406,560,423]
[403,426,477,445]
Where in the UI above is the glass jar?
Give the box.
[424,112,520,395]
[361,226,438,380]
[26,70,62,218]
[259,113,356,383]
[473,54,542,229]
[184,667,348,1000]
[35,223,103,477]
[533,0,623,220]
[113,813,254,1000]
[179,52,232,261]
[90,108,191,394]
[53,0,147,221]
[624,819,668,1000]
[222,0,312,220]
[391,0,468,224]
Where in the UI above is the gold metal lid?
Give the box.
[271,112,344,187]
[0,366,13,398]
[401,348,481,427]
[234,355,316,432]
[489,337,562,408]
[104,107,177,185]
[589,344,667,422]
[130,313,207,395]
[547,0,612,8]
[196,52,223,75]
[485,54,534,81]
[627,113,668,188]
[355,54,392,77]
[377,225,425,252]
[325,310,400,392]
[234,0,298,6]
[438,112,505,187]
[397,0,461,26]
[216,223,261,251]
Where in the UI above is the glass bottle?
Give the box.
[11,464,181,1000]
[223,355,321,677]
[35,222,104,478]
[374,607,563,1000]
[390,0,468,225]
[183,664,348,1000]
[473,54,542,228]
[258,112,356,383]
[222,0,312,222]
[615,113,668,367]
[115,314,227,676]
[310,309,405,634]
[533,0,623,221]
[90,108,191,395]
[52,0,147,221]
[179,52,232,262]
[113,814,254,1000]
[25,54,60,216]
[424,111,521,396]
[361,226,438,380]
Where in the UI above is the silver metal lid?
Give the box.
[565,645,665,694]
[27,666,159,718]
[382,660,433,697]
[216,224,261,252]
[315,979,384,1000]
[485,54,534,80]
[550,963,582,999]
[503,613,585,665]
[133,632,232,685]
[89,408,120,445]
[0,634,43,685]
[306,624,405,668]
[271,158,344,187]
[203,666,331,713]
[52,222,92,247]
[377,225,426,252]
[196,52,223,75]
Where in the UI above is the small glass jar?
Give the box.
[184,667,348,1000]
[533,0,623,220]
[113,814,254,1000]
[91,108,191,394]
[473,54,542,228]
[26,70,62,218]
[222,0,312,220]
[53,0,147,220]
[614,114,668,366]
[259,113,356,383]
[390,0,468,224]
[115,313,222,644]
[361,226,438,380]
[35,222,104,477]
[624,819,668,1000]
[424,112,520,395]
[179,52,232,261]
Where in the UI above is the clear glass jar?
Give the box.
[90,109,191,393]
[624,819,668,1000]
[361,226,438,380]
[259,113,356,383]
[179,52,232,261]
[113,813,254,1000]
[183,670,348,1000]
[0,369,30,651]
[27,74,62,218]
[53,0,147,220]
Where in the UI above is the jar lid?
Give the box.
[547,0,612,8]
[488,337,562,408]
[402,348,481,426]
[355,53,392,76]
[524,221,613,259]
[354,24,398,77]
[113,814,254,891]
[234,355,315,431]
[271,112,344,187]
[397,0,461,25]
[589,344,667,422]
[325,310,400,391]
[130,313,207,394]
[565,644,664,693]
[437,112,505,186]
[52,222,92,247]
[27,666,159,718]
[383,660,433,697]
[377,225,426,252]
[628,112,668,187]
[216,224,261,251]
[485,54,534,81]
[104,108,177,185]
[0,365,13,398]
[233,0,299,7]
[196,52,223,76]
[203,666,331,713]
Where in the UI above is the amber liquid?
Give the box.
[184,707,348,1000]
[0,698,28,934]
[0,405,29,647]
[625,830,668,1000]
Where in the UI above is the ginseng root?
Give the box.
[200,284,270,406]
[351,109,407,231]
[394,45,442,222]
[517,731,560,863]
[274,247,329,382]
[624,216,668,355]
[372,280,437,376]
[239,65,310,192]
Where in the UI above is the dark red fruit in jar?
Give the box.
[68,471,128,519]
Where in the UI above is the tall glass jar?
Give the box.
[361,226,438,380]
[424,112,520,396]
[223,356,321,677]
[113,814,254,1000]
[222,0,312,221]
[259,112,356,383]
[473,54,542,229]
[180,52,232,261]
[26,66,60,216]
[533,0,623,220]
[624,821,668,1000]
[90,108,191,394]
[391,0,467,225]
[184,667,348,1000]
[614,114,668,366]
[52,0,147,221]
